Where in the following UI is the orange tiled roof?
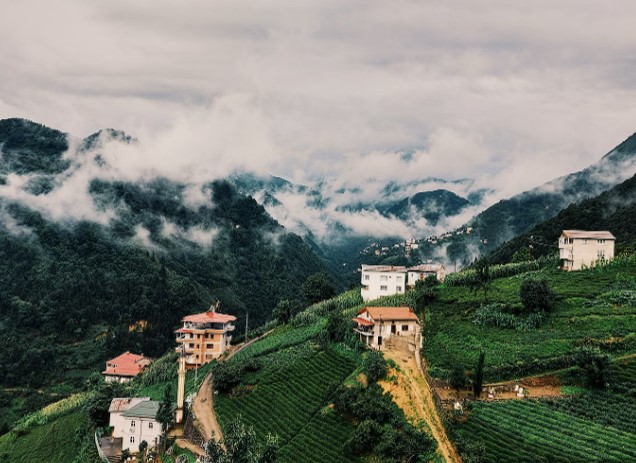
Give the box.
[362,306,419,322]
[102,352,151,378]
[352,317,375,326]
[181,311,237,324]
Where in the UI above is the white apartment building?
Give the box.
[559,230,615,271]
[360,265,407,302]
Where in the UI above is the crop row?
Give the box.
[457,400,636,462]
[277,410,359,463]
[215,348,357,461]
[543,391,636,434]
[231,320,327,362]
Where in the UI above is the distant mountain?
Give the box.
[487,172,636,264]
[380,189,471,225]
[0,118,330,391]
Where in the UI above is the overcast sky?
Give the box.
[1,1,636,197]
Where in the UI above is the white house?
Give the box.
[360,265,408,301]
[559,230,615,271]
[406,264,446,286]
[109,398,162,452]
[109,397,151,438]
[352,306,421,350]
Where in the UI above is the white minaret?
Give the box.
[175,344,186,424]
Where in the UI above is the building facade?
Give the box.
[175,310,236,369]
[352,306,421,350]
[118,400,162,452]
[109,397,151,439]
[102,352,152,383]
[559,230,615,271]
[406,263,446,286]
[360,265,408,301]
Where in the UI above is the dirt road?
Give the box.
[380,350,462,463]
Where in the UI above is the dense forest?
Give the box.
[0,119,331,398]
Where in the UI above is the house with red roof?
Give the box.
[352,306,421,350]
[175,309,237,369]
[102,352,153,383]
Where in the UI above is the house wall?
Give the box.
[176,323,234,369]
[109,412,127,438]
[357,312,419,349]
[121,417,162,452]
[559,238,615,271]
[360,270,406,302]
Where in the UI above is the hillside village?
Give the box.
[72,228,636,463]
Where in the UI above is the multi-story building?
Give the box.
[360,265,407,302]
[558,230,615,271]
[175,309,236,369]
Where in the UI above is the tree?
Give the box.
[472,351,485,397]
[271,299,300,324]
[204,416,279,463]
[138,440,148,462]
[414,280,437,313]
[520,278,555,312]
[363,351,388,384]
[575,347,613,389]
[511,247,533,263]
[155,384,174,433]
[450,365,468,398]
[301,273,336,304]
[470,260,492,302]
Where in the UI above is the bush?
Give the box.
[520,278,555,312]
[212,362,242,393]
[574,347,613,389]
[363,351,388,384]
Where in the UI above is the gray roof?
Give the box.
[121,400,161,419]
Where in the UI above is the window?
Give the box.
[364,274,369,280]
[149,422,153,429]
[396,276,403,282]
[380,275,388,282]
[380,285,388,291]
[189,343,194,348]
[131,421,136,427]
[598,239,606,244]
[402,325,409,331]
[598,250,605,259]
[396,286,402,292]
[206,343,214,349]
[582,239,588,244]
[130,436,135,444]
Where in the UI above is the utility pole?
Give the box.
[245,311,249,343]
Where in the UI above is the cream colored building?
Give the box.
[352,306,421,350]
[360,265,407,302]
[406,263,446,286]
[559,230,615,271]
[119,400,162,452]
[109,397,151,438]
[175,309,236,369]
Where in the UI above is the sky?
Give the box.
[1,1,636,200]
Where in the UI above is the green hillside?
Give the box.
[487,173,636,264]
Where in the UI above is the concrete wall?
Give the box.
[361,270,406,301]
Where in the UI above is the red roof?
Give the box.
[361,306,419,322]
[352,317,374,327]
[102,352,152,378]
[181,311,237,324]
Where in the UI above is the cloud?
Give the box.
[1,0,636,233]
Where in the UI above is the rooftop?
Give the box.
[122,400,161,419]
[102,352,152,377]
[108,397,151,413]
[361,264,407,273]
[408,264,444,272]
[561,230,615,240]
[182,310,237,324]
[361,306,419,322]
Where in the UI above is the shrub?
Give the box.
[363,351,388,384]
[212,362,242,393]
[520,278,555,312]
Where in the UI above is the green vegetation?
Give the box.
[424,258,636,381]
[455,399,636,463]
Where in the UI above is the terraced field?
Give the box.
[215,348,359,463]
[456,400,636,463]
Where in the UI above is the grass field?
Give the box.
[424,260,636,380]
[456,399,636,463]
